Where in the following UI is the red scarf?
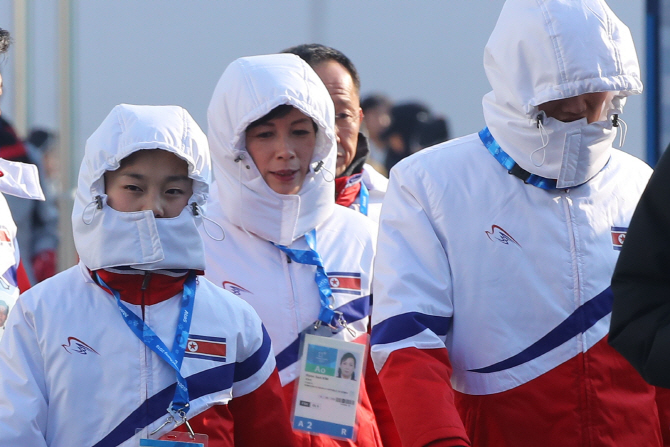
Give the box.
[335,174,362,208]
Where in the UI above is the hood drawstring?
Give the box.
[612,114,627,149]
[311,160,334,182]
[531,113,549,167]
[82,195,104,225]
[191,202,225,241]
[234,153,254,238]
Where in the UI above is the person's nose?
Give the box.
[143,192,165,218]
[275,135,297,160]
[335,126,342,145]
[562,96,588,118]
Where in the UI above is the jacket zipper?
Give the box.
[141,271,151,434]
[282,250,301,341]
[562,190,591,445]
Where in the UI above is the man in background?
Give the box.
[283,44,388,224]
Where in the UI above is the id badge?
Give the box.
[292,333,367,440]
[138,429,208,447]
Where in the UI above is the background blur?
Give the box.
[0,0,648,272]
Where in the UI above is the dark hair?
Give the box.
[27,128,54,152]
[282,43,361,93]
[0,28,11,55]
[361,94,392,113]
[246,104,318,133]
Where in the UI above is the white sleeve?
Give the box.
[0,297,49,446]
[230,303,276,398]
[370,162,455,372]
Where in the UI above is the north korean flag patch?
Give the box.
[326,272,361,296]
[184,335,227,362]
[611,226,627,251]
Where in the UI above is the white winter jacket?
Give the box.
[370,1,661,446]
[0,105,280,447]
[204,54,377,386]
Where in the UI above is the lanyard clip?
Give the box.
[336,311,355,337]
[167,403,196,439]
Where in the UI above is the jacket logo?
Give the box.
[326,272,361,296]
[222,281,251,296]
[184,335,227,362]
[486,225,521,247]
[62,337,100,355]
[611,227,627,251]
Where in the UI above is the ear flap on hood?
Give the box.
[72,104,212,271]
[207,53,337,246]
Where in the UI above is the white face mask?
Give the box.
[531,112,616,188]
[74,196,205,271]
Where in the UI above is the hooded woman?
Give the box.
[0,104,293,447]
[204,54,394,446]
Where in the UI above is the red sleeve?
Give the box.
[655,386,670,446]
[228,368,295,447]
[364,345,403,447]
[378,347,470,447]
[17,260,31,292]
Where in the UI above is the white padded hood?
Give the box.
[482,0,642,183]
[72,104,211,270]
[207,53,337,246]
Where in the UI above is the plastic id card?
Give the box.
[139,430,207,447]
[292,333,367,440]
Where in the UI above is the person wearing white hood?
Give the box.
[0,104,294,447]
[0,27,46,340]
[369,1,668,446]
[204,54,395,446]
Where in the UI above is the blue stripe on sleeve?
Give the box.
[234,324,272,383]
[469,287,613,373]
[275,295,371,372]
[370,311,452,346]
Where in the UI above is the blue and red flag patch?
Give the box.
[326,272,361,296]
[184,335,227,362]
[611,226,627,251]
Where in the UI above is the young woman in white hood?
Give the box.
[0,104,294,447]
[204,54,398,446]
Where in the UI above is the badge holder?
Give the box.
[291,321,369,441]
[136,405,208,447]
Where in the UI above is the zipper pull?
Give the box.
[141,272,152,290]
[286,254,292,264]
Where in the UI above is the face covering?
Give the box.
[533,112,616,188]
[75,195,205,271]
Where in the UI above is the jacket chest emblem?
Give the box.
[222,281,252,297]
[485,225,521,247]
[62,336,100,355]
[611,227,627,251]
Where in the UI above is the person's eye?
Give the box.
[293,128,312,136]
[252,130,274,139]
[336,112,353,121]
[166,188,185,195]
[124,184,142,192]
